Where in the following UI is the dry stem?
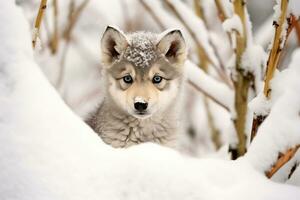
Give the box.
[193,0,222,149]
[63,0,90,41]
[263,0,288,98]
[193,0,207,27]
[214,0,228,22]
[266,145,300,178]
[250,0,292,142]
[188,80,230,112]
[56,0,90,89]
[32,0,48,48]
[231,0,250,158]
[49,0,59,54]
[194,0,233,88]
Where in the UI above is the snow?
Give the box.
[241,43,267,90]
[134,96,146,104]
[249,92,271,117]
[1,1,300,199]
[185,60,233,112]
[124,32,157,68]
[222,14,243,36]
[246,49,300,177]
[273,0,282,22]
[272,0,292,50]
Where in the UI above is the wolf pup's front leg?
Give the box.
[86,26,187,148]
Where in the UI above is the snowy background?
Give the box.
[1,0,300,199]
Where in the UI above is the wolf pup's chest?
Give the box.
[96,115,177,148]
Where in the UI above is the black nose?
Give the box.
[134,102,148,112]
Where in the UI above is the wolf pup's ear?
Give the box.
[101,26,128,66]
[157,29,187,65]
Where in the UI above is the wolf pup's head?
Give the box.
[100,26,187,119]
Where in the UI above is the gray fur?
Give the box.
[87,27,187,148]
[124,32,158,68]
[87,98,180,148]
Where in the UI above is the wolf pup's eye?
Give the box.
[123,75,133,84]
[152,75,163,84]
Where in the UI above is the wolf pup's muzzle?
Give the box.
[134,96,148,114]
[134,102,148,112]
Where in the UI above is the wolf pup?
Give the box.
[87,26,187,148]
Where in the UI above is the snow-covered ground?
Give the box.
[1,1,300,199]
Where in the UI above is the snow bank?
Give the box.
[1,1,300,200]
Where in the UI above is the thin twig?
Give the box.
[63,0,90,41]
[266,145,300,178]
[214,0,228,22]
[193,0,207,27]
[193,0,222,149]
[287,162,299,180]
[194,0,233,88]
[188,80,230,112]
[263,0,289,98]
[49,0,59,54]
[32,0,48,48]
[56,0,90,89]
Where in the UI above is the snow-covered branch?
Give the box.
[32,0,47,48]
[223,0,255,158]
[185,60,233,111]
[246,49,300,181]
[250,0,294,141]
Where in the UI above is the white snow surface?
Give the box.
[1,1,300,200]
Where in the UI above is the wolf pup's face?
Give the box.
[100,26,187,119]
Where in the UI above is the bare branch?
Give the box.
[32,0,48,48]
[63,0,90,41]
[230,0,251,158]
[266,145,300,178]
[263,0,289,98]
[56,0,90,89]
[188,80,229,112]
[250,0,293,142]
[214,0,228,22]
[49,0,59,54]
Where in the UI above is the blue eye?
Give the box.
[123,75,133,84]
[152,75,163,84]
